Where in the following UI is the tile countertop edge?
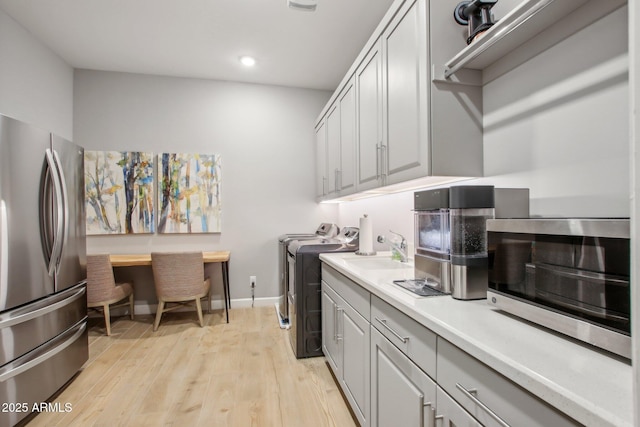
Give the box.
[319,252,633,427]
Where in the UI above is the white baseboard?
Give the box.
[229,297,279,308]
[89,297,280,317]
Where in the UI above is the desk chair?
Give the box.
[151,251,211,331]
[87,254,135,336]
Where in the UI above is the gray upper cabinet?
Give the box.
[326,103,340,197]
[315,0,484,200]
[356,39,384,192]
[338,78,357,194]
[317,77,358,201]
[381,0,429,184]
[315,120,327,199]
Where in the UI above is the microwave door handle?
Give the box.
[52,148,69,273]
[44,149,64,278]
[0,200,8,308]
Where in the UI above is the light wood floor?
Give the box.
[25,306,357,427]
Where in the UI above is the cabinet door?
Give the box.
[338,78,356,194]
[435,386,482,427]
[382,0,429,184]
[341,302,370,427]
[371,327,436,427]
[315,120,327,199]
[321,282,342,375]
[326,103,340,197]
[356,38,383,191]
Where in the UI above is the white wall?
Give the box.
[0,8,73,138]
[483,6,628,218]
[74,70,335,308]
[340,6,629,246]
[338,191,415,254]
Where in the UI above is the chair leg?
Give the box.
[103,303,111,336]
[154,300,165,331]
[129,294,135,320]
[195,297,204,327]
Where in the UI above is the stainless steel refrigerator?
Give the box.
[0,115,87,427]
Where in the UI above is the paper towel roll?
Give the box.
[357,214,376,256]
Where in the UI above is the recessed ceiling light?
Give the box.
[239,56,256,67]
[288,0,317,12]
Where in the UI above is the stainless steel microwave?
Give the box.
[486,218,630,359]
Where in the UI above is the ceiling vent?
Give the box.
[288,0,317,12]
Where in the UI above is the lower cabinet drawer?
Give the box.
[371,295,436,378]
[437,338,580,427]
[322,264,370,319]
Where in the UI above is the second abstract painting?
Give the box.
[157,153,222,233]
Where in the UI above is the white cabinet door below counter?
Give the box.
[321,283,341,374]
[371,327,436,427]
[321,279,370,426]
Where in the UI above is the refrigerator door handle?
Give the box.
[52,148,69,274]
[39,158,54,271]
[0,320,86,383]
[44,148,64,278]
[0,284,85,329]
[0,200,8,308]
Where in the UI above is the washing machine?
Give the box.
[277,223,338,323]
[287,226,359,358]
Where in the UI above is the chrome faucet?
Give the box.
[377,230,409,262]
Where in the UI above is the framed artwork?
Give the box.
[84,151,155,234]
[158,153,222,233]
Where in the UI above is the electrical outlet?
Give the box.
[250,276,256,288]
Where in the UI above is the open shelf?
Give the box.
[440,0,626,83]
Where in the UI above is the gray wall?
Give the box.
[339,6,629,247]
[74,70,335,310]
[0,8,73,138]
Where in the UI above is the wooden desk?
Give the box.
[110,251,230,323]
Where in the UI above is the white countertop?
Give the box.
[319,252,633,427]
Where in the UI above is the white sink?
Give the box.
[343,256,413,271]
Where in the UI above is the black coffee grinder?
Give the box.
[454,0,498,45]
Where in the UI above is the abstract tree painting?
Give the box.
[85,151,154,234]
[158,153,222,233]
